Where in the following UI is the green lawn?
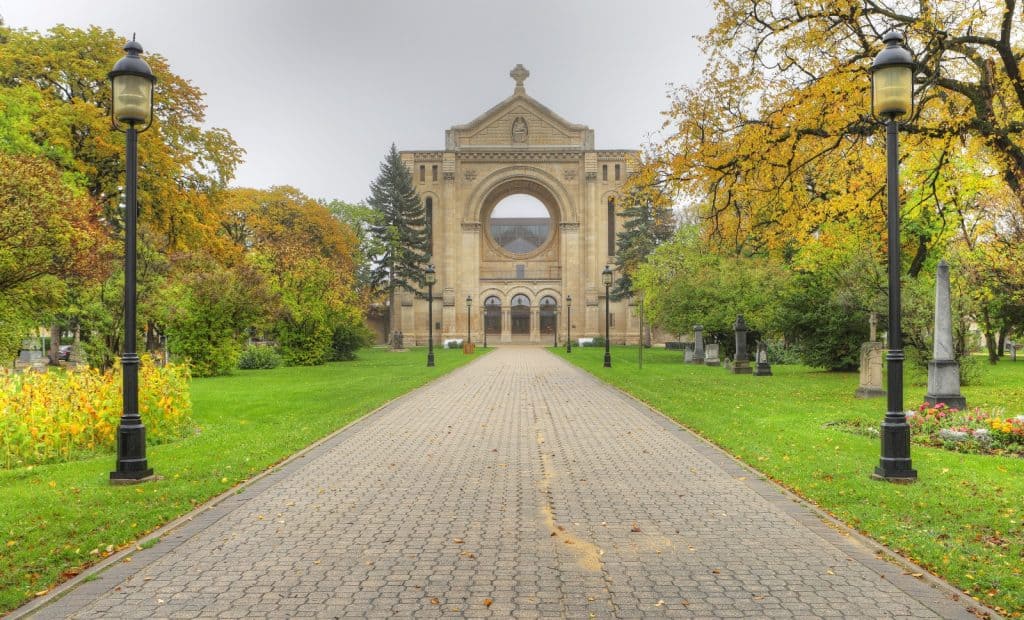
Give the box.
[0,346,481,614]
[556,346,1024,617]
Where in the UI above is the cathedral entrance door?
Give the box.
[511,294,531,337]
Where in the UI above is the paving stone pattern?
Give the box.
[32,348,982,618]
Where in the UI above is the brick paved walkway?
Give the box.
[25,348,987,618]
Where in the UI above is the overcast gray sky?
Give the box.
[0,0,716,203]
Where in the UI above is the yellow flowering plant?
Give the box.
[0,356,193,468]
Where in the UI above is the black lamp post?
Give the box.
[602,265,613,368]
[426,264,436,367]
[466,295,472,346]
[109,37,156,484]
[870,31,917,482]
[566,295,573,353]
[483,307,488,348]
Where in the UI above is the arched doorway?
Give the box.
[539,296,557,336]
[511,294,531,336]
[484,296,502,336]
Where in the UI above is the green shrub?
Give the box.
[237,346,282,370]
[329,313,373,361]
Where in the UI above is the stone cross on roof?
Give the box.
[510,64,529,95]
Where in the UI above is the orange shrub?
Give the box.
[0,356,192,468]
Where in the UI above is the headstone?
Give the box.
[704,343,721,366]
[391,331,404,350]
[683,343,694,363]
[925,260,966,410]
[17,338,43,364]
[731,315,752,374]
[855,342,885,398]
[753,340,772,376]
[67,343,85,368]
[691,325,705,364]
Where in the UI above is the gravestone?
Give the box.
[17,338,43,363]
[704,343,721,366]
[925,260,966,410]
[731,315,752,374]
[391,331,404,350]
[683,343,694,363]
[691,325,705,364]
[753,340,772,376]
[855,342,885,398]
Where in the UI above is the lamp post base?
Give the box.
[603,353,611,368]
[873,416,917,482]
[110,471,157,485]
[427,353,435,367]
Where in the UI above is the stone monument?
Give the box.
[704,342,721,366]
[691,325,705,364]
[683,343,694,363]
[925,260,966,409]
[753,340,772,376]
[731,315,752,374]
[855,342,885,398]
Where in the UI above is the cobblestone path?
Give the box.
[27,348,984,618]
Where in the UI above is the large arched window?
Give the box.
[425,197,433,256]
[489,195,551,256]
[511,294,530,335]
[539,296,557,335]
[485,296,502,335]
[607,197,616,257]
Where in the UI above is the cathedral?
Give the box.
[393,65,641,345]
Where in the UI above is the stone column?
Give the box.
[501,307,511,344]
[530,306,540,343]
[925,260,966,409]
[732,315,752,374]
[691,325,705,364]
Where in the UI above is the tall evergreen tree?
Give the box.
[612,187,675,300]
[366,144,430,338]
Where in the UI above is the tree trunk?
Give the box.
[997,329,1007,358]
[985,330,999,364]
[146,321,160,353]
[49,324,60,364]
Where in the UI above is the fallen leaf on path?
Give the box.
[453,538,464,544]
[630,523,641,533]
[655,600,665,607]
[430,597,440,605]
[483,598,493,607]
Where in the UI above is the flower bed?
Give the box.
[0,357,193,468]
[828,402,1024,457]
[908,402,1024,456]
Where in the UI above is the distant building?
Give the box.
[393,65,641,344]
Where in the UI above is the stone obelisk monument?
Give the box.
[691,325,705,364]
[925,260,967,409]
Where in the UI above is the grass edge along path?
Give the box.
[0,346,483,615]
[555,345,1024,618]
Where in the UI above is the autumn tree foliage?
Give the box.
[633,0,1024,362]
[0,24,371,372]
[216,187,370,368]
[365,144,430,338]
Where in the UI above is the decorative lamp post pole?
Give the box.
[426,264,436,367]
[483,308,488,348]
[466,295,472,346]
[602,265,613,368]
[566,295,573,353]
[869,31,917,482]
[109,37,156,483]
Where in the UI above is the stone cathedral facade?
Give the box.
[394,65,641,345]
